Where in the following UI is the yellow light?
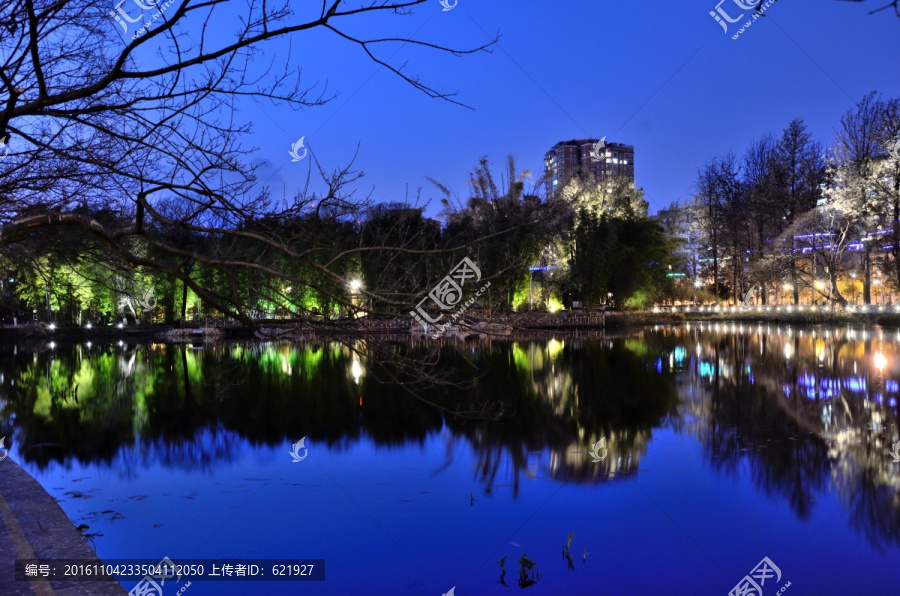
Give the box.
[548,338,564,359]
[548,297,563,313]
[874,351,887,372]
[351,359,363,384]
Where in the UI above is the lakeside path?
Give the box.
[0,456,128,596]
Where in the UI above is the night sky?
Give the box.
[235,1,900,215]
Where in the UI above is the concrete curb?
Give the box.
[0,456,128,595]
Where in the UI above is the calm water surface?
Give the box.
[2,325,900,595]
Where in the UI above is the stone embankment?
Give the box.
[654,304,900,326]
[0,311,687,343]
[0,457,128,595]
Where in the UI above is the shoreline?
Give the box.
[9,309,900,345]
[0,312,680,343]
[0,456,128,595]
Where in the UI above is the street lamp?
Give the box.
[814,280,825,305]
[348,279,363,318]
[782,283,792,306]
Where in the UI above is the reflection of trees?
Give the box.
[0,339,679,499]
[675,324,900,549]
[4,329,899,552]
[431,338,678,495]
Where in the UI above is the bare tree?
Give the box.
[831,92,896,303]
[0,0,496,327]
[778,206,854,305]
[743,135,779,303]
[773,119,825,304]
[837,0,900,19]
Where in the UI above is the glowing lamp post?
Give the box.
[349,279,362,317]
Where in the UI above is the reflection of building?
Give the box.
[544,139,634,189]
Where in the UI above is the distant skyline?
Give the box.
[238,1,900,217]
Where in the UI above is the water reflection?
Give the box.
[0,326,899,557]
[677,322,900,551]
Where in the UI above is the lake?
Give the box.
[2,324,899,594]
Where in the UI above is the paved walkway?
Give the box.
[0,456,128,595]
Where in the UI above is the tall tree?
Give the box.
[831,93,894,303]
[773,118,825,304]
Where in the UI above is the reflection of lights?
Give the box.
[548,338,563,359]
[875,351,888,372]
[784,343,792,359]
[351,359,363,384]
[281,355,292,376]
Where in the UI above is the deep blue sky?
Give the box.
[239,0,900,216]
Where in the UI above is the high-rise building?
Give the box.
[544,138,634,189]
